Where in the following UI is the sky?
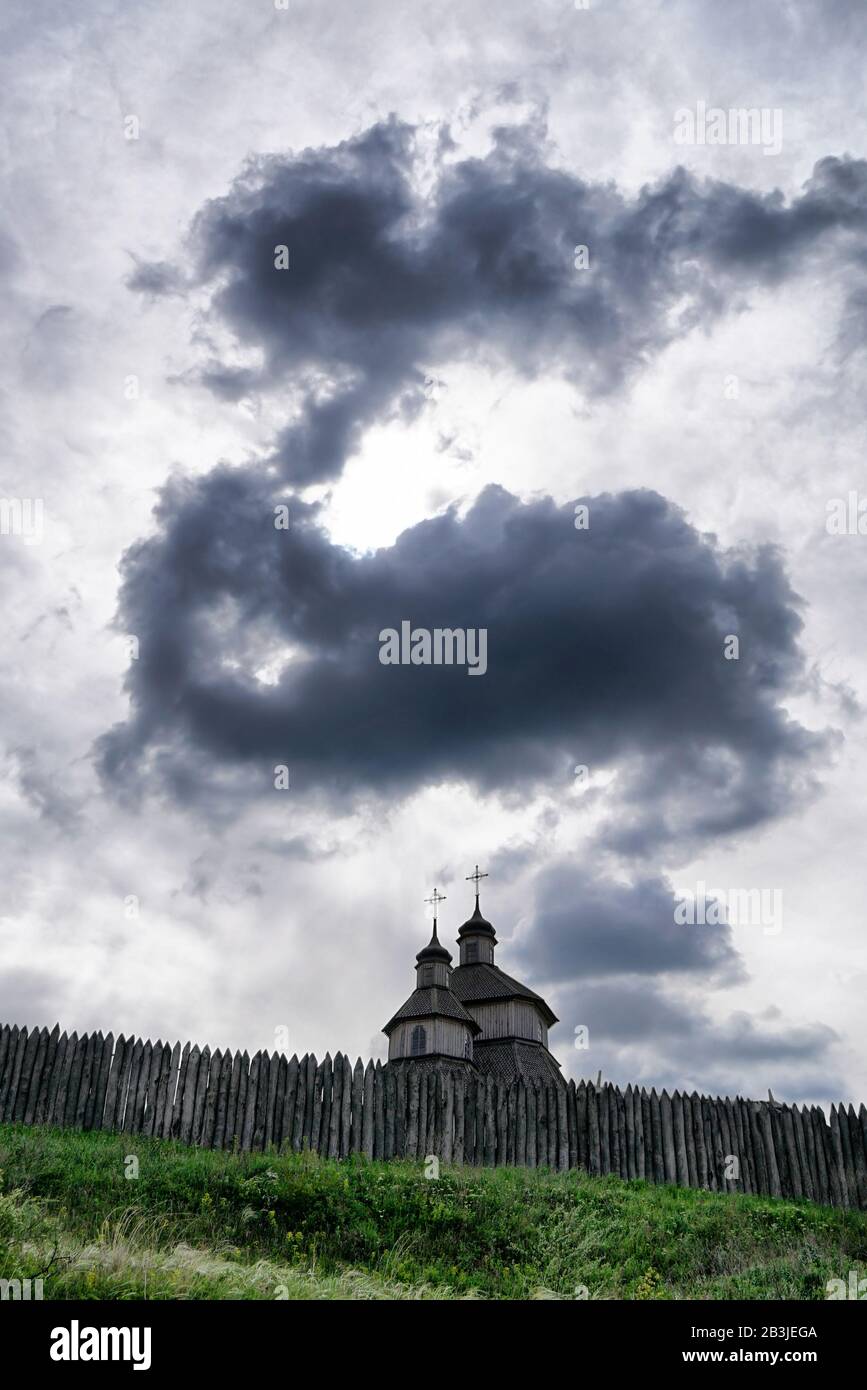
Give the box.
[1,0,866,1107]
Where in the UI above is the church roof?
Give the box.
[382,986,481,1037]
[450,961,558,1027]
[473,1038,565,1086]
[457,900,497,941]
[415,924,452,964]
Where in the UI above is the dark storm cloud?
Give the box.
[486,859,841,1099]
[132,120,867,486]
[105,121,850,839]
[567,981,836,1063]
[512,855,841,1097]
[552,977,842,1102]
[511,861,744,984]
[98,477,830,852]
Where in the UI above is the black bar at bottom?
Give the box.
[2,1297,862,1375]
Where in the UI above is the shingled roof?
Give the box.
[382,986,481,1037]
[450,962,558,1027]
[473,1038,564,1086]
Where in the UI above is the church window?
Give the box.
[420,964,433,986]
[466,941,479,963]
[410,1024,427,1056]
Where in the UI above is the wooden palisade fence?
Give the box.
[1,1022,866,1209]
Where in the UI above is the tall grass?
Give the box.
[1,1122,865,1300]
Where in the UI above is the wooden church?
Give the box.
[383,868,564,1086]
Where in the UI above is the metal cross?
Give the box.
[424,888,447,924]
[465,864,488,900]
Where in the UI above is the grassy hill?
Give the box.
[1,1122,865,1300]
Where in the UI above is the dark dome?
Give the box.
[457,900,497,941]
[416,924,452,963]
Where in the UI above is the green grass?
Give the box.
[1,1122,865,1300]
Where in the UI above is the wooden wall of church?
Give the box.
[469,1000,548,1046]
[387,1017,473,1061]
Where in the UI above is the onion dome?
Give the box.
[416,923,452,964]
[457,899,497,943]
